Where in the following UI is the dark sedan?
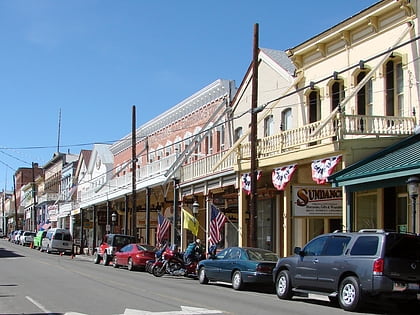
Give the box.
[197,247,278,290]
[113,244,156,271]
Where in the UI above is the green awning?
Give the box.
[329,132,420,191]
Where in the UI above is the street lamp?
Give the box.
[192,200,199,217]
[111,212,117,233]
[407,176,420,233]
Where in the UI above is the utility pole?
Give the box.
[131,105,137,240]
[249,23,259,248]
[32,163,37,231]
[13,175,18,230]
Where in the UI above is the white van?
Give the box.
[41,228,73,254]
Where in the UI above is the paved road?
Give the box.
[0,239,412,315]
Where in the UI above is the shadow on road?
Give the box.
[0,246,25,258]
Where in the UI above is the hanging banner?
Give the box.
[311,155,342,184]
[292,185,342,217]
[241,170,262,195]
[272,164,297,191]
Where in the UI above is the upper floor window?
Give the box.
[281,108,292,131]
[165,141,172,156]
[174,137,182,155]
[205,130,213,155]
[331,80,345,111]
[264,115,274,137]
[219,125,225,151]
[385,58,404,116]
[308,89,321,123]
[356,70,373,115]
[234,127,243,142]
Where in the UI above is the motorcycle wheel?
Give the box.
[152,264,166,277]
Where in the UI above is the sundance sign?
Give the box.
[292,186,342,217]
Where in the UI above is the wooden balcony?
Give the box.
[80,114,415,206]
[182,114,416,182]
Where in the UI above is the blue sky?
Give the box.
[0,0,379,190]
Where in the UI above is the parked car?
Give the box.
[33,230,47,249]
[8,230,17,242]
[13,230,24,244]
[113,243,156,271]
[197,247,278,290]
[40,228,73,254]
[19,231,36,246]
[93,234,136,266]
[273,229,420,312]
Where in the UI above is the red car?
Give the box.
[113,243,156,271]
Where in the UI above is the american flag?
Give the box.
[209,204,227,246]
[156,213,171,245]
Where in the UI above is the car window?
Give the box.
[137,244,156,251]
[54,232,63,240]
[385,234,420,260]
[324,236,351,256]
[216,248,229,259]
[303,236,328,256]
[115,236,133,247]
[350,236,379,255]
[246,249,278,261]
[226,248,241,259]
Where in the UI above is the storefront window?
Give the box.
[396,195,408,232]
[355,192,377,230]
[257,199,273,250]
[308,218,324,239]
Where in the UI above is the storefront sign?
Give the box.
[292,186,342,217]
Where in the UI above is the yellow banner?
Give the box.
[182,209,199,236]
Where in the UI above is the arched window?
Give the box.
[281,108,292,131]
[331,79,345,111]
[308,89,321,123]
[234,127,243,142]
[356,70,373,115]
[174,137,182,155]
[264,115,274,137]
[385,57,404,116]
[165,140,172,156]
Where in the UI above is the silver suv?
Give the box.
[273,230,420,312]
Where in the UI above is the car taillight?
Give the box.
[256,265,273,273]
[373,258,384,275]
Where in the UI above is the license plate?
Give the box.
[408,283,419,290]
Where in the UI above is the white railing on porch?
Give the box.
[80,114,415,205]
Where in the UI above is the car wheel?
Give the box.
[127,258,135,271]
[338,276,362,312]
[276,270,294,299]
[232,271,244,290]
[93,252,101,264]
[198,267,209,284]
[103,252,109,266]
[113,256,119,268]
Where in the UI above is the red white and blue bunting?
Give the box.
[311,155,342,184]
[272,164,297,191]
[241,170,262,195]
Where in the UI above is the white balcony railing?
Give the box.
[80,113,415,206]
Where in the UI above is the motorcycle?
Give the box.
[146,243,168,274]
[152,244,202,277]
